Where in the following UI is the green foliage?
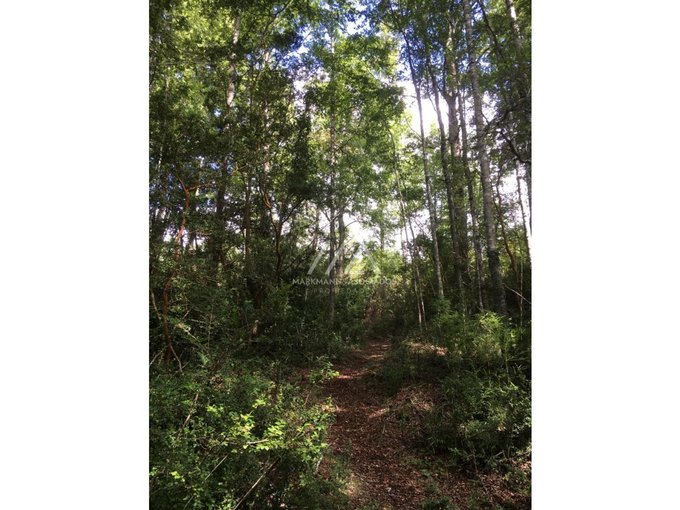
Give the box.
[378,336,452,395]
[309,356,340,384]
[422,314,531,470]
[464,488,498,510]
[421,496,457,510]
[377,313,531,474]
[357,503,382,510]
[430,298,458,341]
[150,362,340,509]
[378,342,414,395]
[419,466,459,509]
[424,369,531,467]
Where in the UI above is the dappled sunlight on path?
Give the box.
[320,339,527,510]
[321,340,437,509]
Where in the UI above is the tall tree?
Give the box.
[461,0,507,314]
[386,0,445,301]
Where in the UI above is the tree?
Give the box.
[461,0,507,315]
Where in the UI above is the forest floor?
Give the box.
[318,339,529,510]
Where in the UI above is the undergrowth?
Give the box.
[378,312,531,495]
[150,355,345,509]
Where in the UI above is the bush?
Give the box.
[150,360,341,509]
[386,313,531,472]
[423,369,531,468]
[377,342,414,395]
[421,496,457,510]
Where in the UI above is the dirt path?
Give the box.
[321,340,436,509]
[319,339,529,510]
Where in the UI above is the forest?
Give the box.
[149,0,531,508]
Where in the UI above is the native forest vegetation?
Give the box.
[150,0,531,507]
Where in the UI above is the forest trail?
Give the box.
[321,340,452,509]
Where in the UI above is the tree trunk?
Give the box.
[328,50,337,325]
[443,22,470,282]
[504,0,528,86]
[415,82,445,301]
[328,199,336,325]
[503,0,531,220]
[513,159,532,258]
[212,14,242,276]
[427,61,465,311]
[458,91,486,312]
[337,207,345,278]
[388,3,446,303]
[495,165,522,312]
[391,130,426,328]
[477,0,531,224]
[461,0,507,315]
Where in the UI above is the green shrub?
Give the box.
[150,361,341,509]
[390,313,531,473]
[377,342,413,395]
[423,368,531,468]
[309,355,340,384]
[431,298,457,342]
[421,495,457,510]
